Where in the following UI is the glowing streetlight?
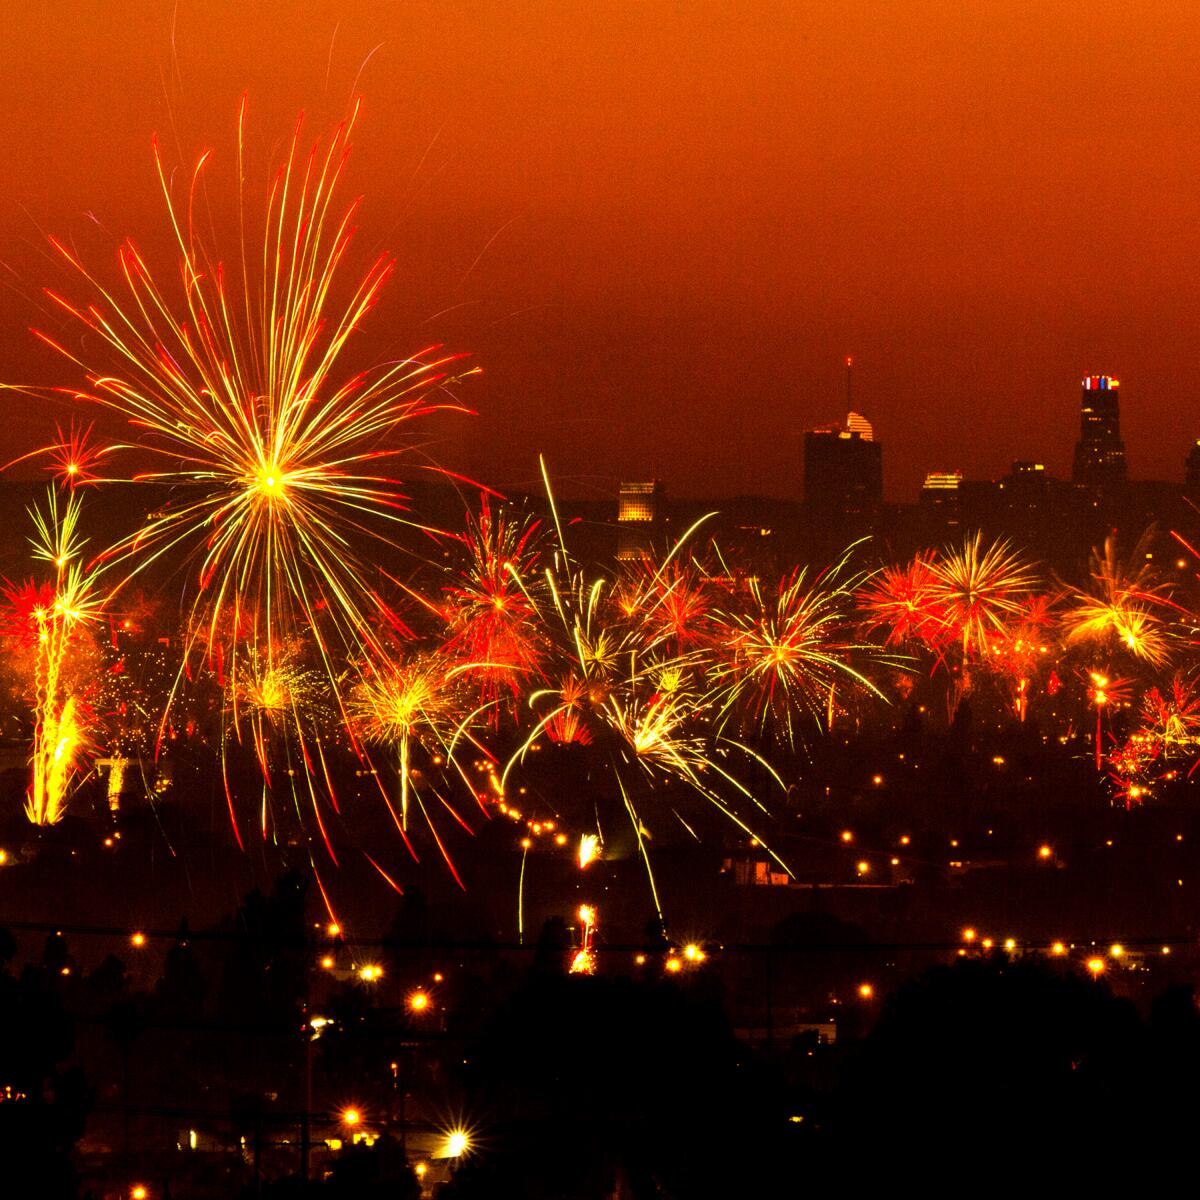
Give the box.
[858,982,874,999]
[130,931,146,948]
[1050,941,1066,956]
[1087,957,1105,976]
[1038,844,1053,860]
[408,990,430,1014]
[341,1107,362,1128]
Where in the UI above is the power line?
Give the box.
[3,918,1195,955]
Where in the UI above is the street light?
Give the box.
[442,1128,471,1157]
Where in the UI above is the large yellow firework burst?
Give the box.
[35,100,478,697]
[711,548,892,747]
[929,533,1037,655]
[1063,534,1175,667]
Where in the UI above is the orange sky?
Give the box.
[2,1,1199,500]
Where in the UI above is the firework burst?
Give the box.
[34,100,478,724]
[226,643,330,840]
[1,485,105,823]
[980,593,1058,721]
[440,498,547,718]
[351,650,494,883]
[711,547,893,747]
[500,464,799,926]
[1139,674,1200,767]
[928,533,1037,656]
[857,552,950,651]
[1063,534,1176,668]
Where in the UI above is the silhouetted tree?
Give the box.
[444,972,783,1198]
[0,927,91,1198]
[834,956,1142,1184]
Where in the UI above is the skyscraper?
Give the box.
[616,480,665,561]
[1187,440,1200,499]
[803,416,883,522]
[1072,375,1127,487]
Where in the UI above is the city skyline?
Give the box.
[3,4,1200,500]
[4,8,1200,1196]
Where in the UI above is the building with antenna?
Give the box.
[803,419,883,521]
[802,357,883,545]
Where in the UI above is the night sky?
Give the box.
[2,1,1199,500]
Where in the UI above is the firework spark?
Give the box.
[440,498,546,718]
[501,462,799,927]
[857,552,949,651]
[1063,534,1176,668]
[35,100,478,731]
[578,832,601,869]
[1,486,104,823]
[711,547,893,747]
[929,533,1037,656]
[351,650,494,882]
[569,903,597,974]
[1082,668,1134,772]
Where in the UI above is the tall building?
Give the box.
[1187,440,1200,499]
[616,480,665,561]
[1072,375,1127,487]
[803,415,883,522]
[846,411,874,440]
